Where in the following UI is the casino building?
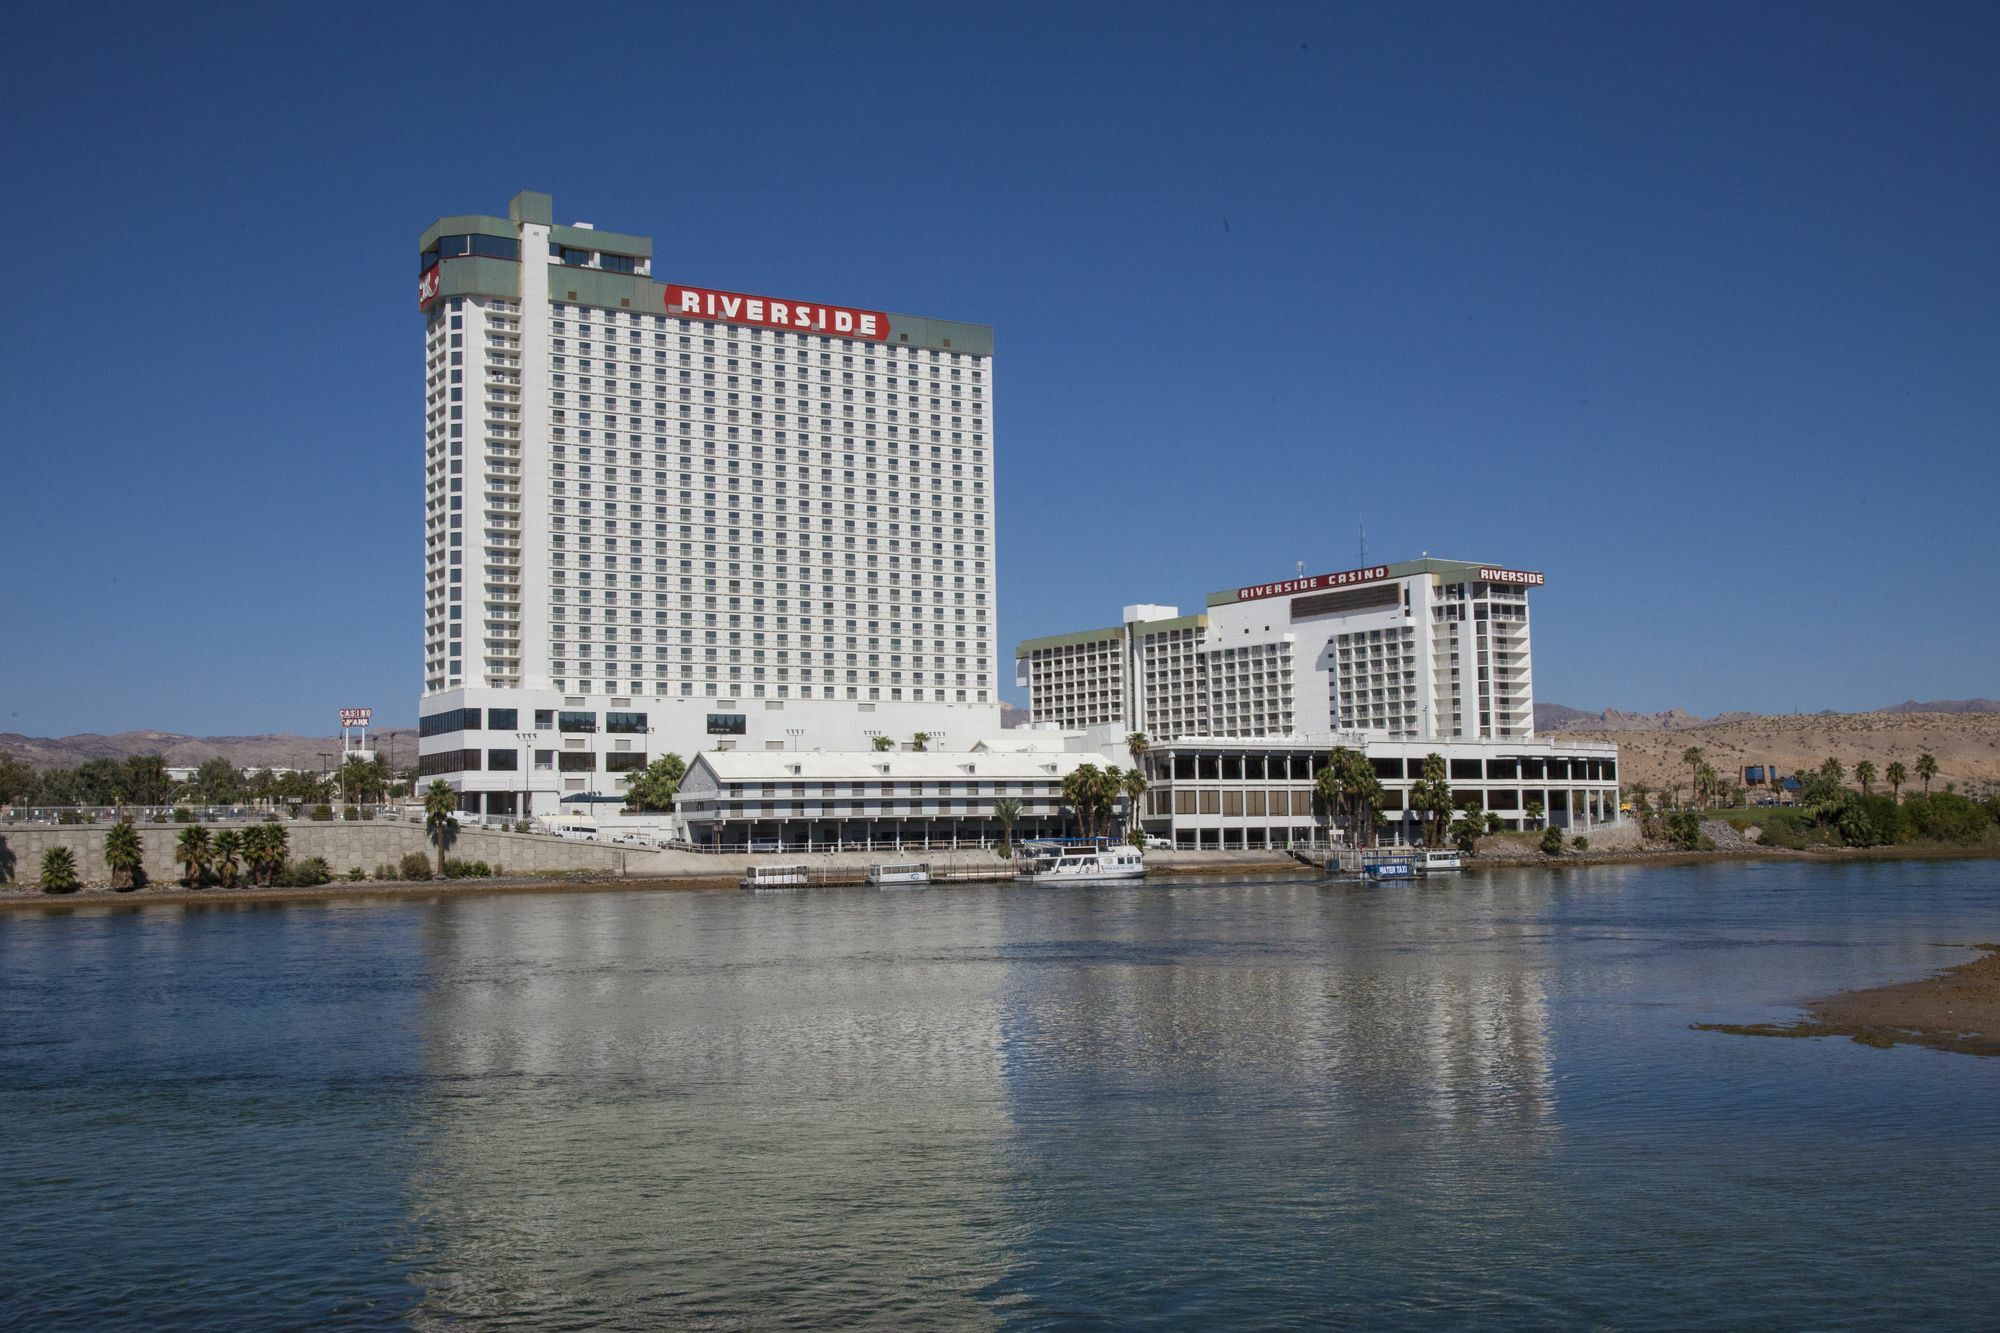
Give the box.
[1018,558,1542,743]
[416,191,1000,817]
[1017,558,1622,846]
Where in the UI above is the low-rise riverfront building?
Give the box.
[677,746,1090,848]
[1133,734,1618,848]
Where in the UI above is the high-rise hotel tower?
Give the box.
[418,191,999,817]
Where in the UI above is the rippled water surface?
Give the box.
[4,859,2000,1328]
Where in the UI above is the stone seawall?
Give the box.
[0,822,628,886]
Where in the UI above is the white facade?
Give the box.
[418,191,1000,814]
[677,746,1097,848]
[1133,734,1619,848]
[1017,558,1541,744]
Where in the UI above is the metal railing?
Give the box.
[0,803,417,826]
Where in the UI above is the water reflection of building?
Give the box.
[980,881,1561,1316]
[400,892,1015,1326]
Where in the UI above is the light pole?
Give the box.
[516,731,534,822]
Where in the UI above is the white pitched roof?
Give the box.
[690,749,1117,782]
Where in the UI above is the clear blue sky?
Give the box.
[4,2,1995,737]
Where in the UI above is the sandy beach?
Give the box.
[1696,944,2000,1057]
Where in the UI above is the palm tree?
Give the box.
[212,829,243,888]
[1886,761,1907,803]
[175,824,212,887]
[424,779,459,879]
[1314,761,1347,845]
[1916,752,1938,796]
[1853,760,1876,796]
[910,732,931,753]
[871,735,895,752]
[1344,757,1386,849]
[104,819,144,891]
[241,822,288,886]
[40,846,80,894]
[1411,753,1452,849]
[1125,731,1150,774]
[1526,799,1545,831]
[992,797,1021,858]
[1120,768,1149,844]
[1681,747,1706,809]
[1093,766,1124,841]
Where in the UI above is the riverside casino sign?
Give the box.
[665,283,890,341]
[1236,565,1390,602]
[1235,563,1547,602]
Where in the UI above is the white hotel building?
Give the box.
[1017,559,1622,847]
[416,191,1000,817]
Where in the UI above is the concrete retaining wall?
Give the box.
[0,821,628,886]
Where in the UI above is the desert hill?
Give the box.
[0,729,419,772]
[1553,712,2000,796]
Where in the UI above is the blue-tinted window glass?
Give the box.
[469,234,519,260]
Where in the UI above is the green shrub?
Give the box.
[1901,793,1989,845]
[1665,810,1704,850]
[1538,827,1565,855]
[310,804,335,822]
[399,851,434,881]
[1571,836,1589,851]
[39,846,80,894]
[342,805,360,822]
[172,807,196,823]
[361,808,376,820]
[372,863,398,881]
[274,856,333,887]
[345,866,366,882]
[58,810,85,825]
[443,859,493,879]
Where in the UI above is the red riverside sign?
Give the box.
[1236,565,1390,602]
[1478,567,1546,586]
[665,283,889,341]
[418,265,442,308]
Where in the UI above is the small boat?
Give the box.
[1017,847,1146,884]
[867,861,932,887]
[1418,849,1463,873]
[740,863,810,890]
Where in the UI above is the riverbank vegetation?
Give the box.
[0,750,413,812]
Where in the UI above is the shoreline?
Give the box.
[1695,943,2000,1058]
[3,842,1995,912]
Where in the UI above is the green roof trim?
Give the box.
[435,256,522,302]
[1015,627,1122,656]
[419,214,515,253]
[509,190,553,226]
[1133,613,1205,635]
[1205,557,1503,605]
[547,265,656,310]
[550,223,653,259]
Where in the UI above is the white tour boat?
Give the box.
[1017,846,1147,884]
[740,863,811,890]
[867,861,933,887]
[1419,849,1464,873]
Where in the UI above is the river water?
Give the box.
[3,859,1998,1329]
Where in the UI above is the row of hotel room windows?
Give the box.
[1149,787,1605,817]
[1147,753,1616,782]
[420,749,650,776]
[419,707,649,737]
